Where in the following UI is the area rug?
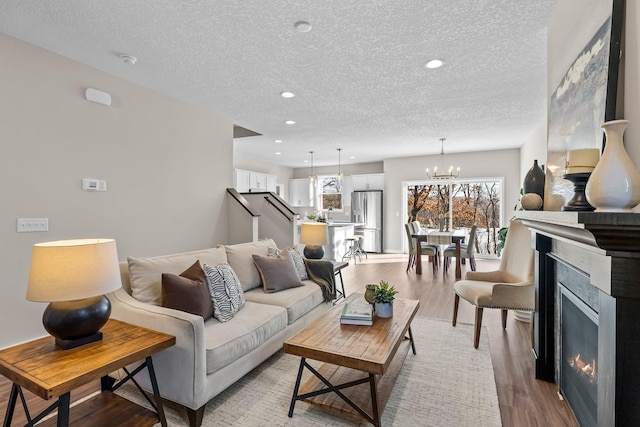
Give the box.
[117,317,502,426]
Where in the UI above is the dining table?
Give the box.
[412,229,466,279]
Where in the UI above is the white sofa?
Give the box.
[108,239,332,427]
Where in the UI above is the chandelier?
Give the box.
[426,138,460,179]
[336,148,343,184]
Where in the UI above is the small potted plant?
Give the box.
[373,280,398,318]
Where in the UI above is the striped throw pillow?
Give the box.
[203,263,246,322]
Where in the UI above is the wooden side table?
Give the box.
[332,261,348,303]
[0,319,175,427]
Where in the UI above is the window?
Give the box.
[319,175,343,211]
[406,178,503,256]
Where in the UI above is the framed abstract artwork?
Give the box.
[546,0,624,206]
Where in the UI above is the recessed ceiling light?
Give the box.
[274,139,283,143]
[119,54,137,65]
[275,152,282,155]
[280,91,295,98]
[285,120,296,125]
[303,159,309,163]
[294,21,312,33]
[425,59,444,69]
[349,156,356,159]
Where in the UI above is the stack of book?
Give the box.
[340,302,374,326]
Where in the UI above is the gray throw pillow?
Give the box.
[253,251,305,293]
[267,247,309,281]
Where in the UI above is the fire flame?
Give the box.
[567,354,596,384]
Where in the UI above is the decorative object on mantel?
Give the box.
[562,148,598,211]
[585,120,640,212]
[373,280,397,318]
[562,173,595,211]
[521,193,543,210]
[543,166,565,211]
[522,160,545,209]
[425,138,460,179]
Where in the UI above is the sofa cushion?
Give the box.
[252,252,304,293]
[244,281,325,324]
[161,261,214,319]
[203,263,246,322]
[224,239,278,292]
[204,301,287,374]
[268,247,308,280]
[128,247,228,306]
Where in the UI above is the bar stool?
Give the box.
[342,236,366,263]
[353,235,367,260]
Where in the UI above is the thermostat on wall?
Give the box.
[83,178,99,191]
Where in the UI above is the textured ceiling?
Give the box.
[0,1,555,168]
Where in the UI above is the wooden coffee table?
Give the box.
[284,293,419,426]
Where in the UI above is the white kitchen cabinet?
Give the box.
[289,178,313,207]
[249,172,267,191]
[266,174,277,192]
[235,169,278,193]
[351,173,384,190]
[341,176,353,207]
[234,169,251,192]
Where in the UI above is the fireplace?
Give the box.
[559,284,598,427]
[518,211,640,426]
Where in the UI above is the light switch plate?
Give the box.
[17,218,49,232]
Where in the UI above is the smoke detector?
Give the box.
[119,54,137,65]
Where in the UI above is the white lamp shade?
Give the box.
[27,239,121,302]
[299,223,329,246]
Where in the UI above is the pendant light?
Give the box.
[308,151,316,184]
[337,148,343,184]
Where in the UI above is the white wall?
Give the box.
[0,34,233,348]
[383,149,521,253]
[520,118,549,182]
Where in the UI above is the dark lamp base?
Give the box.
[43,295,111,350]
[56,331,103,350]
[303,245,324,259]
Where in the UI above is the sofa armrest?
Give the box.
[108,288,207,409]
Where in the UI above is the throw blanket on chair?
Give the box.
[304,259,335,303]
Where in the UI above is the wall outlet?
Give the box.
[17,218,49,232]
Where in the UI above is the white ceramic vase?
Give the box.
[585,120,640,212]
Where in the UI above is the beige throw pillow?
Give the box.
[128,247,228,305]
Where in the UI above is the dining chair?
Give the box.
[451,219,534,348]
[404,223,438,274]
[444,223,476,273]
[411,221,440,266]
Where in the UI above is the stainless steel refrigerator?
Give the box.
[351,190,383,253]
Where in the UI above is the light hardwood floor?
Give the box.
[0,254,578,426]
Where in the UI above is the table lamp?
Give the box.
[26,239,121,350]
[299,222,329,259]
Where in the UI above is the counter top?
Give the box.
[297,221,361,227]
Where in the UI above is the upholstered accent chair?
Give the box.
[444,223,477,273]
[404,222,439,274]
[452,219,534,348]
